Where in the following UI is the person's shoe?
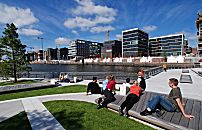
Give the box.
[140,109,152,116]
[118,107,124,116]
[156,109,165,117]
[97,98,102,106]
[124,111,130,118]
[97,105,103,110]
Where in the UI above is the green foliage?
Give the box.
[0,23,31,82]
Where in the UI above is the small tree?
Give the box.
[0,23,31,82]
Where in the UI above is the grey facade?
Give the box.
[122,28,149,57]
[149,34,185,56]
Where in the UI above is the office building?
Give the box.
[60,48,68,60]
[196,12,202,56]
[122,28,149,57]
[68,39,103,59]
[101,40,122,58]
[46,48,58,60]
[149,34,185,56]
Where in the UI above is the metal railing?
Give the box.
[144,66,163,79]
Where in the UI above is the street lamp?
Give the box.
[37,37,44,61]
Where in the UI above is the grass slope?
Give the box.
[44,100,154,130]
[0,85,86,101]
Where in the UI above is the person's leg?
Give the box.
[140,95,161,116]
[158,97,175,112]
[141,95,175,116]
[119,94,130,115]
[102,90,114,107]
[147,95,162,110]
[125,94,139,112]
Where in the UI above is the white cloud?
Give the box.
[72,30,79,35]
[64,0,116,33]
[116,34,122,40]
[176,31,197,46]
[90,26,115,33]
[55,37,71,45]
[0,3,38,27]
[142,25,157,33]
[64,17,96,29]
[73,0,117,17]
[18,28,43,36]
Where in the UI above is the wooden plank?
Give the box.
[140,92,152,111]
[111,95,124,105]
[188,100,200,130]
[162,111,174,122]
[170,98,188,125]
[135,91,154,113]
[117,96,126,106]
[130,92,148,111]
[179,99,194,128]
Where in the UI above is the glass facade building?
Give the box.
[68,39,103,59]
[122,28,149,57]
[149,34,185,56]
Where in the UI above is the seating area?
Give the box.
[96,91,201,130]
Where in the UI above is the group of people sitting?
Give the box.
[87,69,194,119]
[59,73,70,82]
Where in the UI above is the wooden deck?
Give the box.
[105,91,201,130]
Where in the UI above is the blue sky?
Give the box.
[0,0,201,51]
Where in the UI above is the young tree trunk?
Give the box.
[12,51,17,83]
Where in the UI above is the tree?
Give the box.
[0,23,31,82]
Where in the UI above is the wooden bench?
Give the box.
[96,91,200,130]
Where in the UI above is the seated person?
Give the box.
[59,73,64,81]
[102,75,110,95]
[120,78,131,95]
[140,78,194,119]
[97,75,116,109]
[137,69,146,91]
[119,81,142,117]
[63,73,70,82]
[87,77,101,95]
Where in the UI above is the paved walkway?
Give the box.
[146,68,202,101]
[22,98,65,130]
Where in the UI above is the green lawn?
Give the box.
[0,80,37,86]
[0,85,86,101]
[0,112,31,130]
[44,100,154,130]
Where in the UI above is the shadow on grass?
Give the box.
[0,112,31,130]
[53,110,85,130]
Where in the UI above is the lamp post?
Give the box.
[37,37,44,61]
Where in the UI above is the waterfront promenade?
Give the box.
[0,68,201,129]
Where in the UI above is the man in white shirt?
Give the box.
[120,78,130,95]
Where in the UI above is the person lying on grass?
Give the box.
[140,78,194,119]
